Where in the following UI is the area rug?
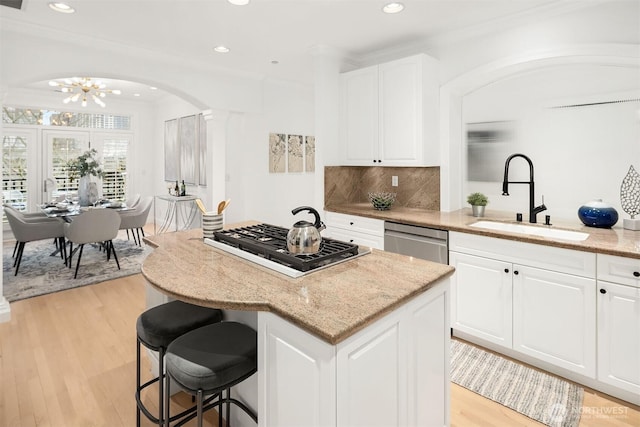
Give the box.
[451,339,583,427]
[3,232,152,302]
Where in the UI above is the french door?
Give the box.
[43,130,91,201]
[3,128,130,219]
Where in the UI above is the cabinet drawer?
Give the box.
[597,254,640,288]
[450,231,596,278]
[324,212,384,236]
[325,227,384,250]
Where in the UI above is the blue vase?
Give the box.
[577,199,619,228]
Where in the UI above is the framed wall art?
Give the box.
[305,135,315,172]
[179,114,197,185]
[198,113,207,185]
[164,119,179,182]
[269,133,286,173]
[287,134,303,173]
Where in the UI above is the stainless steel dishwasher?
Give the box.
[384,221,448,264]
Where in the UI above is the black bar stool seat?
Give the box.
[136,301,223,426]
[165,321,258,427]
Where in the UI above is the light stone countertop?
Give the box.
[141,224,454,345]
[326,204,640,260]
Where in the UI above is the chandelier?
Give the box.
[48,77,121,108]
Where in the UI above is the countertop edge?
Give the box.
[325,204,640,260]
[141,228,455,345]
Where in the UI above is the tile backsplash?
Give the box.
[324,166,440,210]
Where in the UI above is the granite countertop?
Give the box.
[141,225,454,345]
[326,204,640,260]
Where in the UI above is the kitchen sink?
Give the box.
[470,220,589,242]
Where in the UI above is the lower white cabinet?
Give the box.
[513,265,596,378]
[597,281,640,395]
[324,211,384,249]
[258,280,450,427]
[258,311,336,427]
[449,251,512,347]
[596,254,640,400]
[449,232,597,378]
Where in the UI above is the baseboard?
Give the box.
[0,296,11,323]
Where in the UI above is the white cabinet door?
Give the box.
[406,284,449,427]
[258,313,336,427]
[513,265,596,377]
[337,316,404,427]
[379,56,423,164]
[597,281,640,395]
[336,280,450,427]
[338,54,439,167]
[340,65,379,165]
[449,251,512,347]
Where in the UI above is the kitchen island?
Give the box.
[142,225,454,427]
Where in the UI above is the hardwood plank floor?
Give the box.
[0,273,638,426]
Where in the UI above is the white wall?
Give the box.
[463,66,640,222]
[225,79,315,228]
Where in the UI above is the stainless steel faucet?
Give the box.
[502,153,547,223]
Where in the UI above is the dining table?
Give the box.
[39,200,131,220]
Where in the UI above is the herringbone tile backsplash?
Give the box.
[324,166,440,210]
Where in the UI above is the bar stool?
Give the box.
[164,321,258,427]
[136,301,223,426]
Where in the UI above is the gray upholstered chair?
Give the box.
[4,207,66,275]
[120,196,153,245]
[64,208,121,279]
[126,193,141,209]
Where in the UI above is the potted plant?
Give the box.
[467,192,488,217]
[67,148,103,206]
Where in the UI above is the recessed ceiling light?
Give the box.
[134,93,141,97]
[214,46,230,53]
[149,86,158,90]
[382,2,404,14]
[228,0,250,5]
[48,2,75,13]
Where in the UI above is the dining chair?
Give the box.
[126,193,141,209]
[119,196,153,246]
[4,207,66,275]
[64,208,122,279]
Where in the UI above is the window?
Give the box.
[2,135,28,211]
[102,138,129,200]
[2,106,131,130]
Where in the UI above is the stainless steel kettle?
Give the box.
[286,206,326,254]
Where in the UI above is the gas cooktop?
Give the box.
[204,223,370,277]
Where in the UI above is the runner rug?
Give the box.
[451,339,583,427]
[3,232,151,302]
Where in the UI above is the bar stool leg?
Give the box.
[218,390,223,427]
[197,389,204,427]
[136,338,141,427]
[158,346,165,427]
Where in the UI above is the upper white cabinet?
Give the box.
[339,54,440,166]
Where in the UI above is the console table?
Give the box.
[154,195,199,234]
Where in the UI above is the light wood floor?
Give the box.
[0,274,638,426]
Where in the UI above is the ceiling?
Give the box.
[1,0,636,104]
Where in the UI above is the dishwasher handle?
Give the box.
[384,229,448,247]
[384,221,448,240]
